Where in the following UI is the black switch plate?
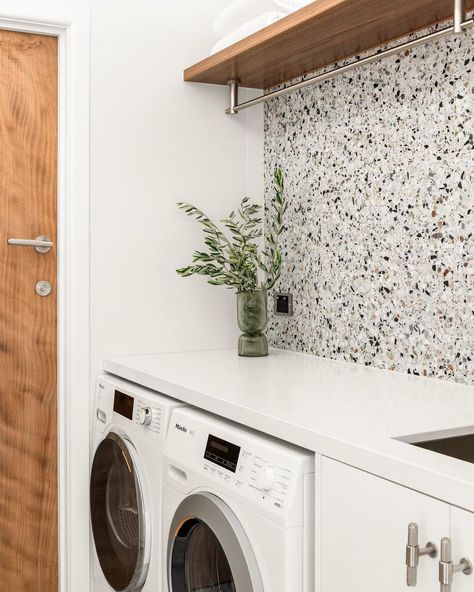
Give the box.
[274,293,293,316]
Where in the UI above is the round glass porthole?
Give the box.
[90,432,148,592]
[168,493,263,592]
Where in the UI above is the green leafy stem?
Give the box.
[176,169,287,293]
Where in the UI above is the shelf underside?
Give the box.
[184,0,474,90]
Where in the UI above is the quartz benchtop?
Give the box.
[104,348,474,512]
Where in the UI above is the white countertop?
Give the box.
[104,348,474,511]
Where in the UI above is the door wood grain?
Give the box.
[0,30,58,591]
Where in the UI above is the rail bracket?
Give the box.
[454,0,467,33]
[226,79,240,115]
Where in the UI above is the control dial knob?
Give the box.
[139,406,152,426]
[257,466,275,492]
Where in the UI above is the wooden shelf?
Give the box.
[184,0,474,90]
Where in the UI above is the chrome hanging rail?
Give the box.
[226,0,472,114]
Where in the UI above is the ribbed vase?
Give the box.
[236,290,268,357]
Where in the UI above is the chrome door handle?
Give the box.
[439,537,472,592]
[7,235,53,253]
[406,523,438,586]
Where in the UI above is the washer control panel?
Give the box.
[133,400,162,435]
[165,407,314,524]
[204,433,241,473]
[94,376,177,440]
[111,388,162,435]
[229,448,294,514]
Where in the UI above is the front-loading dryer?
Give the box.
[162,407,315,592]
[90,375,184,592]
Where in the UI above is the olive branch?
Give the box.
[176,169,286,292]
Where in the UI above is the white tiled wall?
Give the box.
[8,0,264,378]
[2,4,262,589]
[7,0,264,378]
[10,0,264,376]
[89,0,264,377]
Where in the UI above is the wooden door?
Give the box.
[0,30,58,591]
[321,458,449,592]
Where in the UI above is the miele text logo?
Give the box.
[175,423,187,433]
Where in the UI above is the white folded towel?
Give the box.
[213,0,314,38]
[211,11,285,54]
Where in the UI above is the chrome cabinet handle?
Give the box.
[439,537,472,592]
[7,235,53,253]
[406,523,438,586]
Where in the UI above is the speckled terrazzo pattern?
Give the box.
[265,25,474,385]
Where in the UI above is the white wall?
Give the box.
[90,0,264,377]
[1,0,264,377]
[0,3,263,591]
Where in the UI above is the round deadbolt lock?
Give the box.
[36,280,52,297]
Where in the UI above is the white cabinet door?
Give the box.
[321,458,449,592]
[450,507,474,592]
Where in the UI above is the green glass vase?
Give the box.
[237,290,268,357]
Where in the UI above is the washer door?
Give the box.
[168,492,263,592]
[90,432,149,592]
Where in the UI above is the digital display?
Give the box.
[204,434,241,473]
[113,390,134,420]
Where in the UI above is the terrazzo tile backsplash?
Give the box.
[265,26,474,385]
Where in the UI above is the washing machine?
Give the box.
[162,407,315,592]
[90,375,185,592]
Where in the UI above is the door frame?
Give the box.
[0,6,90,592]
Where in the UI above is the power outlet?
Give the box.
[274,293,293,317]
